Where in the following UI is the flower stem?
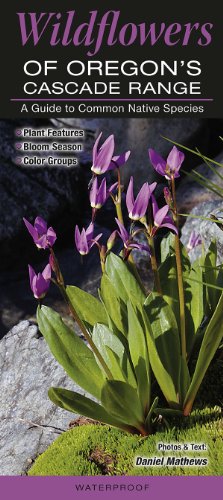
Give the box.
[99,246,106,273]
[138,424,149,437]
[148,235,162,294]
[66,290,113,379]
[61,283,113,379]
[115,169,135,267]
[50,249,113,379]
[171,176,187,361]
[115,168,124,225]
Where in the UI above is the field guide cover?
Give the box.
[0,1,222,499]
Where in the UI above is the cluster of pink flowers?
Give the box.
[24,133,202,299]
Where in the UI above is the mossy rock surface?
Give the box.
[29,406,223,476]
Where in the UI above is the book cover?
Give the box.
[0,1,222,499]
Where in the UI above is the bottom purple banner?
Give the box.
[0,476,221,500]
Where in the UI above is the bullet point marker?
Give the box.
[16,143,22,149]
[16,157,22,164]
[16,129,22,136]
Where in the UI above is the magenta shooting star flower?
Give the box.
[90,177,118,209]
[126,176,157,221]
[91,132,131,174]
[23,216,57,249]
[151,195,178,236]
[187,231,202,252]
[75,222,102,256]
[115,218,150,254]
[28,263,51,299]
[148,146,185,180]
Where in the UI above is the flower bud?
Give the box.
[49,253,57,273]
[163,187,173,208]
[107,230,117,251]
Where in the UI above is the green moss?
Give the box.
[29,406,223,476]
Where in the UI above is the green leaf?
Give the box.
[204,241,220,312]
[37,306,103,400]
[105,253,146,304]
[184,292,223,415]
[154,408,183,417]
[92,324,136,387]
[162,136,223,169]
[100,274,128,337]
[145,397,159,430]
[159,247,204,357]
[48,387,130,432]
[142,301,180,408]
[179,357,191,405]
[184,260,204,356]
[66,285,108,333]
[144,293,181,394]
[101,380,144,430]
[160,233,175,263]
[105,347,127,382]
[127,301,150,411]
[159,255,180,328]
[92,323,124,362]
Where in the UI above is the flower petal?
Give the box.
[92,132,102,166]
[28,265,36,289]
[23,218,38,242]
[97,178,107,206]
[187,231,202,250]
[131,183,150,219]
[95,135,115,172]
[149,149,166,176]
[151,195,159,219]
[160,222,178,235]
[35,273,50,299]
[74,225,82,251]
[79,228,89,254]
[110,150,131,169]
[154,205,169,227]
[85,222,94,240]
[46,227,57,247]
[89,177,98,206]
[31,276,39,298]
[35,234,48,249]
[167,146,185,171]
[148,182,157,196]
[129,242,151,253]
[93,233,103,243]
[108,182,118,194]
[115,218,129,244]
[42,263,52,281]
[126,176,135,215]
[34,216,48,235]
[89,233,103,250]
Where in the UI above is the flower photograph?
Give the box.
[0,117,222,477]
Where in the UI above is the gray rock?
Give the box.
[0,320,84,475]
[51,118,208,188]
[131,232,154,292]
[181,200,223,262]
[177,153,223,214]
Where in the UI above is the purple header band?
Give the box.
[0,476,221,500]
